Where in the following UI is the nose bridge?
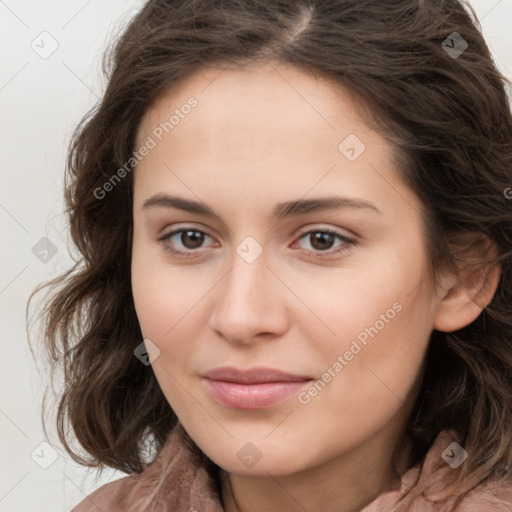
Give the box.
[222,245,271,317]
[210,241,286,343]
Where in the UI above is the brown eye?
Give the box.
[308,231,336,251]
[294,228,356,258]
[178,229,205,249]
[159,228,214,256]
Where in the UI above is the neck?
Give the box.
[219,427,413,512]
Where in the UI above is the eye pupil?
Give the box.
[311,232,334,250]
[182,230,204,248]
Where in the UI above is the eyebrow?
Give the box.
[142,194,381,219]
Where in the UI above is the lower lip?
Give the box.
[204,379,312,409]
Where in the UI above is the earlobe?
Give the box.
[433,256,501,333]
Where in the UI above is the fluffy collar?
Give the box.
[72,423,512,512]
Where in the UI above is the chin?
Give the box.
[198,437,310,477]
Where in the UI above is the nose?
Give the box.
[208,246,289,345]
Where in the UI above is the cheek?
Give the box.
[131,257,200,411]
[291,245,428,348]
[296,296,431,456]
[313,283,432,424]
[132,232,194,331]
[299,247,433,397]
[131,249,186,355]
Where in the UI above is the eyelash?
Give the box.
[158,227,356,259]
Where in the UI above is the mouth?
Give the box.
[201,366,314,409]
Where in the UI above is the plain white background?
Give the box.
[1,1,511,510]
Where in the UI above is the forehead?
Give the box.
[133,62,418,223]
[136,61,379,160]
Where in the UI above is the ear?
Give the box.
[433,235,501,333]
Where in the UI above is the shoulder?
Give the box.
[69,422,222,512]
[456,476,512,512]
[71,474,137,512]
[70,425,182,512]
[364,429,512,512]
[400,429,512,511]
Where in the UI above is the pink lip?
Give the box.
[201,366,313,409]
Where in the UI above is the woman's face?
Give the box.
[131,61,444,476]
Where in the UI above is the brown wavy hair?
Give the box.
[28,0,512,509]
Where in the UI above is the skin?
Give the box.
[131,61,499,512]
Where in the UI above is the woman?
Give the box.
[30,0,512,510]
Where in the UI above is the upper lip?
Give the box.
[202,366,313,384]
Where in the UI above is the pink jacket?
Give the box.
[71,423,512,512]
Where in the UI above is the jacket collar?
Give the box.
[74,422,512,512]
